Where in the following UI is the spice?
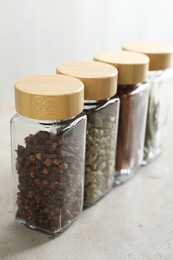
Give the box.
[57,61,119,206]
[11,75,86,236]
[94,50,149,184]
[16,130,84,233]
[122,41,173,164]
[84,100,118,205]
[115,84,149,177]
[144,77,160,161]
[143,70,173,163]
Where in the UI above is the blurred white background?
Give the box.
[0,0,173,100]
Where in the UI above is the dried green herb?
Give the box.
[143,69,173,164]
[143,80,160,163]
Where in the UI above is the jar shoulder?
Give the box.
[10,113,86,130]
[84,97,120,112]
[117,83,149,97]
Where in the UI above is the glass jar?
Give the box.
[122,41,173,164]
[115,83,149,182]
[57,61,119,206]
[143,69,173,163]
[11,75,86,236]
[94,50,149,184]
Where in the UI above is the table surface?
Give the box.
[0,100,173,260]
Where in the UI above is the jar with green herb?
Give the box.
[94,50,149,184]
[57,61,119,207]
[122,41,173,164]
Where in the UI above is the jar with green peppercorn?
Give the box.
[94,50,150,184]
[57,61,119,207]
[122,41,173,165]
[10,75,86,236]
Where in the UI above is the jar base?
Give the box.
[16,216,79,237]
[142,149,161,166]
[83,185,113,209]
[114,167,140,185]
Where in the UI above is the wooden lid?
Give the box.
[57,61,118,100]
[15,75,84,120]
[122,41,173,70]
[94,50,149,85]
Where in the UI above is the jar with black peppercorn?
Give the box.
[94,50,149,184]
[10,75,86,236]
[122,41,173,165]
[57,61,119,207]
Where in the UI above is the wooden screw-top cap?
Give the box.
[94,50,149,85]
[15,75,84,120]
[122,41,173,71]
[57,61,118,100]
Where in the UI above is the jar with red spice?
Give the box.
[94,50,149,184]
[10,75,86,236]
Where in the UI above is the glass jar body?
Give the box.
[143,69,173,165]
[84,97,120,207]
[115,83,149,184]
[10,113,86,236]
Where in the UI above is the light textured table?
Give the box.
[0,100,173,260]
